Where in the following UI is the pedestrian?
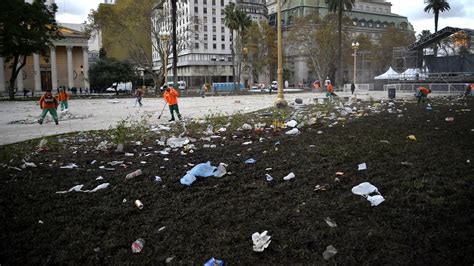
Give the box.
[415,86,431,103]
[163,85,182,122]
[351,83,356,95]
[135,88,143,107]
[38,89,59,125]
[58,87,69,111]
[326,81,336,99]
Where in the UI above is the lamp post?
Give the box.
[352,41,359,85]
[159,30,171,84]
[274,0,287,108]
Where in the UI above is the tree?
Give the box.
[287,14,343,84]
[245,22,277,84]
[235,9,252,88]
[325,0,355,87]
[89,58,137,94]
[0,0,61,100]
[223,2,239,91]
[424,0,450,56]
[372,26,416,73]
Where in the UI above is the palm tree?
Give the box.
[424,0,450,33]
[223,2,239,91]
[325,0,355,87]
[171,0,177,88]
[235,9,252,88]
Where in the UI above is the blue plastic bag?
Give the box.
[180,161,217,186]
[204,257,224,266]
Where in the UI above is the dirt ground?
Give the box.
[0,97,473,265]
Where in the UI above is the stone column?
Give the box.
[0,57,5,95]
[66,46,74,89]
[82,46,89,89]
[33,53,42,92]
[50,46,58,90]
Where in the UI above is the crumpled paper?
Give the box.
[351,182,385,206]
[252,231,271,252]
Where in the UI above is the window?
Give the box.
[212,0,215,5]
[212,17,216,23]
[221,27,224,33]
[195,43,199,49]
[221,43,225,49]
[194,6,198,13]
[221,18,224,24]
[213,26,216,32]
[204,25,208,31]
[221,0,224,6]
[203,0,207,4]
[204,16,207,23]
[194,25,199,31]
[221,35,225,41]
[204,34,208,41]
[204,43,208,49]
[194,0,198,3]
[213,43,216,49]
[212,8,216,15]
[213,34,216,41]
[195,33,199,40]
[203,7,207,14]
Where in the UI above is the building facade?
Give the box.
[1,26,90,95]
[266,0,414,85]
[152,0,267,88]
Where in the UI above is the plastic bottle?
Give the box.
[134,200,144,209]
[131,238,145,253]
[126,169,143,179]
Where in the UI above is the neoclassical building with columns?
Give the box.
[1,26,90,95]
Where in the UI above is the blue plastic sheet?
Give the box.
[180,161,218,186]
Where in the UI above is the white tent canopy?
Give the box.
[374,67,400,80]
[399,68,428,80]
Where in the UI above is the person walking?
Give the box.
[415,86,431,103]
[351,83,356,95]
[163,85,182,122]
[135,88,143,107]
[57,88,69,111]
[38,89,59,125]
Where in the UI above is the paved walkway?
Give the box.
[0,91,456,145]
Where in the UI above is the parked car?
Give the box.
[160,81,187,92]
[105,82,133,92]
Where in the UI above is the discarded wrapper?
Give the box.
[252,231,271,252]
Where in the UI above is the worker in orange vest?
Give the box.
[38,89,59,125]
[57,88,69,111]
[163,85,182,122]
[416,86,431,103]
[326,81,337,99]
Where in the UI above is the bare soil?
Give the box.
[0,97,473,265]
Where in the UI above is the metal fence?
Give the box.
[342,83,374,92]
[383,83,467,93]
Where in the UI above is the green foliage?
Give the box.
[424,0,451,32]
[0,0,62,100]
[111,113,151,145]
[89,58,138,92]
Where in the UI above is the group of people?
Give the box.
[38,88,69,125]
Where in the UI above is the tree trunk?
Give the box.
[231,31,237,91]
[433,11,439,57]
[8,54,27,101]
[338,8,343,88]
[171,0,178,88]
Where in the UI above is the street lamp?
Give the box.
[159,30,171,84]
[274,0,287,108]
[352,41,359,85]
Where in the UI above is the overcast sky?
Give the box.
[55,0,474,35]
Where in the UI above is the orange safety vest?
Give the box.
[39,92,58,109]
[58,91,69,101]
[327,84,333,93]
[419,87,430,95]
[164,88,179,105]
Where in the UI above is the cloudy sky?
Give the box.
[55,0,474,35]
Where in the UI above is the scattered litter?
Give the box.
[96,140,109,151]
[126,169,143,179]
[217,127,227,132]
[283,172,295,181]
[265,167,272,171]
[357,163,367,171]
[324,217,337,228]
[116,143,124,152]
[99,166,115,171]
[400,161,413,166]
[166,257,175,263]
[21,162,37,168]
[134,200,144,209]
[204,258,224,266]
[60,163,78,169]
[286,120,298,128]
[107,100,120,104]
[445,117,454,122]
[334,177,340,182]
[245,158,256,164]
[214,163,228,177]
[108,161,123,166]
[317,131,323,134]
[180,161,222,186]
[323,245,338,260]
[38,220,44,224]
[154,176,162,182]
[314,184,329,191]
[123,198,127,203]
[96,176,104,180]
[351,182,385,206]
[265,174,273,181]
[407,135,416,141]
[252,231,271,252]
[335,172,344,176]
[241,123,252,130]
[88,183,110,192]
[380,140,390,144]
[167,137,190,148]
[286,128,300,135]
[90,160,97,165]
[37,138,48,150]
[125,153,134,157]
[131,238,145,253]
[56,184,84,194]
[242,141,253,145]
